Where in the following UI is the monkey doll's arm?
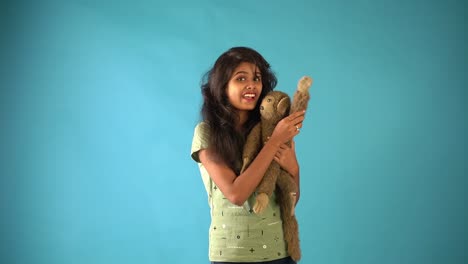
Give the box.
[240,123,262,173]
[253,161,282,214]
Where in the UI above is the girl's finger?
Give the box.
[292,119,305,129]
[291,110,306,118]
[287,111,304,122]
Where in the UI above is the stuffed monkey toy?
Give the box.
[240,76,312,261]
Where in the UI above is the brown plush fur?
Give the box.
[241,76,313,261]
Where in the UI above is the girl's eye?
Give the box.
[254,76,261,82]
[237,77,246,81]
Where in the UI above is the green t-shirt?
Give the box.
[191,122,289,262]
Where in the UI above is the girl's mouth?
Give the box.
[242,92,256,101]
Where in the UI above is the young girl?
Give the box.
[191,47,305,264]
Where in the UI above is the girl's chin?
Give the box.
[242,98,257,104]
[242,103,257,109]
[235,106,256,112]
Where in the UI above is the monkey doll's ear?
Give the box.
[277,97,291,117]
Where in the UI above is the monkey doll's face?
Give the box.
[226,62,263,113]
[260,91,290,123]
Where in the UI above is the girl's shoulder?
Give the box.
[194,121,209,130]
[193,121,210,139]
[191,121,210,162]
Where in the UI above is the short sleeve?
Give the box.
[191,122,210,163]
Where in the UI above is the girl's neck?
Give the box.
[236,110,249,132]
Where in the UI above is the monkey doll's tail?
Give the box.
[290,76,312,114]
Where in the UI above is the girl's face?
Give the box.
[226,62,263,113]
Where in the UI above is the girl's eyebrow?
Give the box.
[233,71,262,76]
[233,71,248,75]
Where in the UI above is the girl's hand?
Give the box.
[274,140,299,177]
[269,111,305,145]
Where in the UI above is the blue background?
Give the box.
[2,0,467,263]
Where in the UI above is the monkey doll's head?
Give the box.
[259,91,290,124]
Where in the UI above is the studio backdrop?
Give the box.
[2,1,467,264]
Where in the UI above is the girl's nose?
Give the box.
[246,82,256,90]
